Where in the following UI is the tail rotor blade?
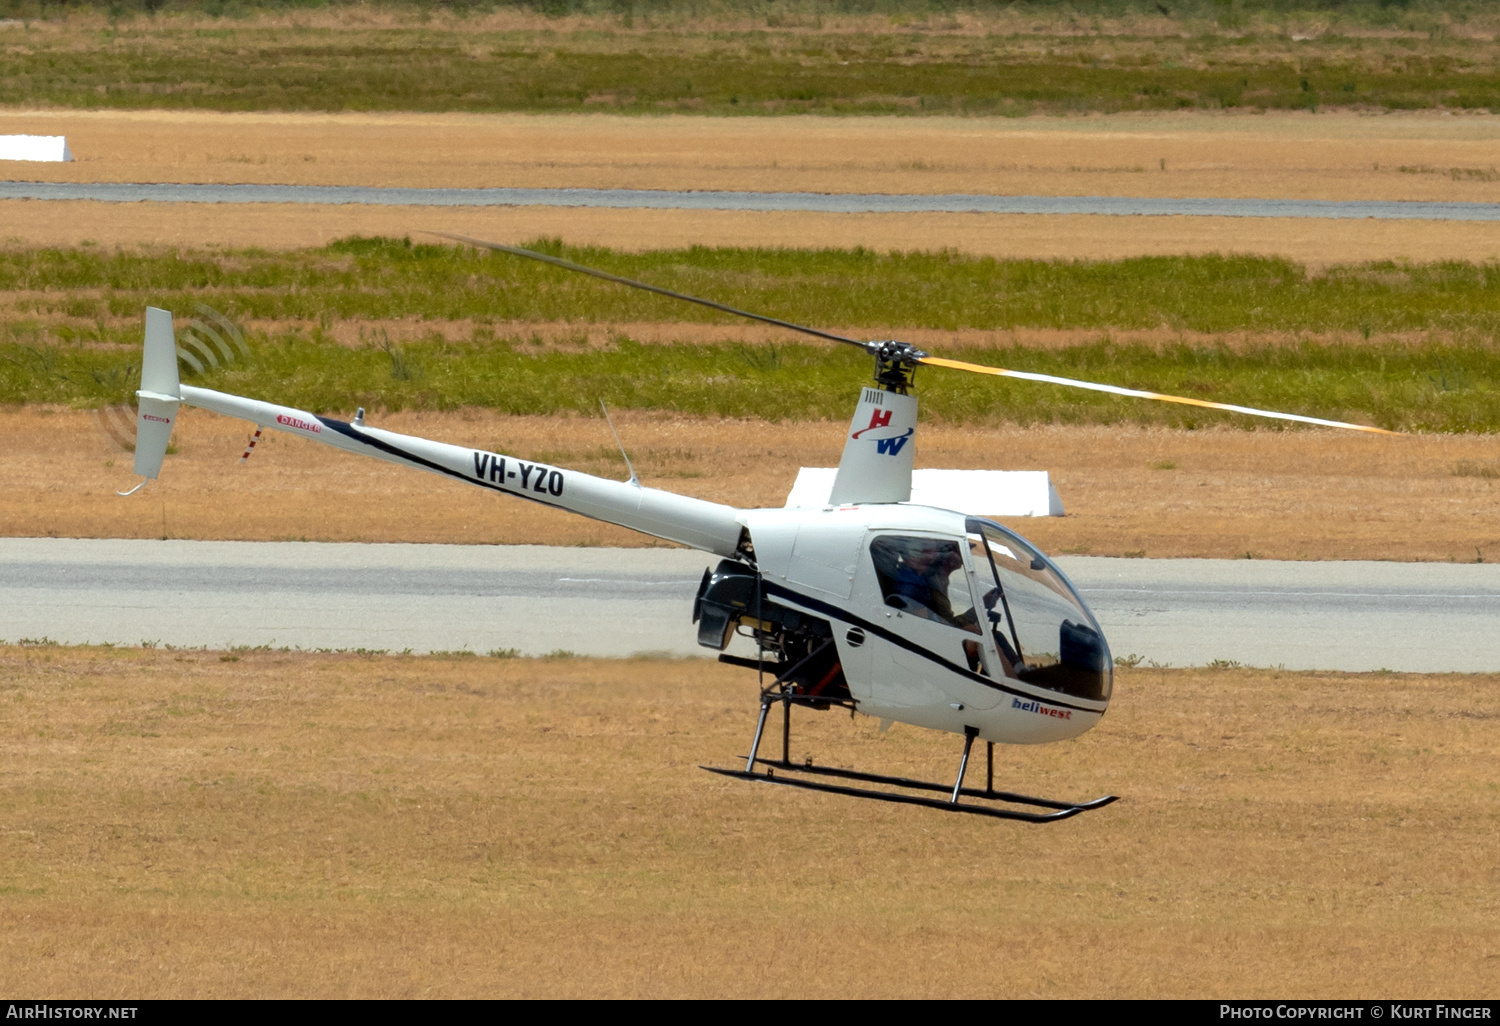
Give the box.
[919,355,1399,435]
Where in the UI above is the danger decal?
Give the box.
[276,414,322,434]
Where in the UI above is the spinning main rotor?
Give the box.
[435,232,1396,435]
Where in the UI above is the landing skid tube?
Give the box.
[702,694,1118,823]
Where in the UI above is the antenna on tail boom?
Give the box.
[600,400,639,487]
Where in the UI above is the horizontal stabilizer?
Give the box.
[786,467,1063,518]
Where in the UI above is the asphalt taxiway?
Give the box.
[4,538,1498,672]
[5,181,1500,221]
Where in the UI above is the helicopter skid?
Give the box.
[702,760,1118,823]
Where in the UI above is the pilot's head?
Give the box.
[906,543,961,578]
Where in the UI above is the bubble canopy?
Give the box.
[964,517,1112,703]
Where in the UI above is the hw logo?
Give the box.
[851,408,912,456]
[851,409,892,439]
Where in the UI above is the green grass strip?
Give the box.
[7,333,1500,433]
[5,8,1500,115]
[10,237,1500,336]
[6,239,1500,430]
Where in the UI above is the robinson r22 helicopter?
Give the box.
[122,236,1394,822]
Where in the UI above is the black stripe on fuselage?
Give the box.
[316,416,566,513]
[762,580,1104,715]
[315,416,1096,714]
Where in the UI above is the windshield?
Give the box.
[965,518,1111,702]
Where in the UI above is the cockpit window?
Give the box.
[966,518,1112,702]
[868,535,980,635]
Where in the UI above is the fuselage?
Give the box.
[729,503,1111,744]
[167,385,1110,747]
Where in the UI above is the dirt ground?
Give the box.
[6,110,1500,260]
[6,406,1498,562]
[0,645,1494,998]
[9,109,1500,201]
[10,199,1500,264]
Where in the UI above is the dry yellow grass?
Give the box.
[5,406,1498,562]
[18,5,1500,42]
[9,109,1500,201]
[10,199,1500,264]
[7,110,1500,260]
[0,644,1495,998]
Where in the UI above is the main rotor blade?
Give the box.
[431,232,870,351]
[433,233,1395,434]
[919,355,1399,435]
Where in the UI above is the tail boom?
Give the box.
[177,385,747,557]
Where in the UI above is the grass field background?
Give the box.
[0,644,1494,998]
[5,239,1500,430]
[10,238,1500,336]
[7,2,1500,116]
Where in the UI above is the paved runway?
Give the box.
[5,181,1500,221]
[4,538,1498,671]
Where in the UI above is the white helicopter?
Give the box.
[122,236,1393,822]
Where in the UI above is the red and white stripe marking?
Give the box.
[240,427,263,463]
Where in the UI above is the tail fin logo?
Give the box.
[851,409,893,439]
[875,429,914,456]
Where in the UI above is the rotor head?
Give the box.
[867,340,930,394]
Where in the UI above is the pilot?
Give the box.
[887,541,969,628]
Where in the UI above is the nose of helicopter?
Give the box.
[966,517,1113,706]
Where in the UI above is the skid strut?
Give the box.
[705,692,1118,823]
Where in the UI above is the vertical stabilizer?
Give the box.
[133,307,180,480]
[827,387,917,505]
